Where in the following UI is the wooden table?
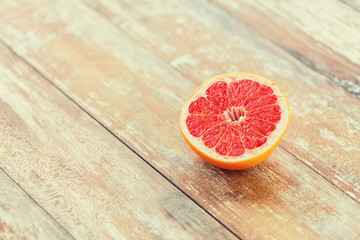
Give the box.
[1,0,359,239]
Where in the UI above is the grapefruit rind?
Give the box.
[179,73,290,170]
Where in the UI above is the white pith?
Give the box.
[180,73,290,162]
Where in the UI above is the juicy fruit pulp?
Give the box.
[186,79,281,157]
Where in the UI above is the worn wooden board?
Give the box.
[1,0,360,239]
[0,44,237,240]
[342,0,360,12]
[84,0,360,200]
[209,0,360,97]
[0,170,73,240]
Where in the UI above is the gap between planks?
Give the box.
[3,0,358,209]
[1,1,355,236]
[205,0,360,99]
[0,39,243,240]
[338,0,360,12]
[265,42,360,99]
[0,165,76,240]
[79,3,360,205]
[279,145,359,204]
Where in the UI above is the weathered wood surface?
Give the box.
[209,0,360,97]
[0,44,236,239]
[85,0,360,200]
[0,0,360,239]
[342,0,360,12]
[0,170,73,240]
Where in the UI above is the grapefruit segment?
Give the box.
[186,114,225,137]
[206,81,229,111]
[245,118,277,136]
[179,73,290,170]
[241,125,267,150]
[202,122,228,148]
[189,97,223,114]
[220,125,245,157]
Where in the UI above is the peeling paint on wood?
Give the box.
[0,170,73,240]
[1,0,360,239]
[0,43,236,240]
[84,0,360,201]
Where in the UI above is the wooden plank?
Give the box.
[341,0,360,12]
[0,44,237,239]
[83,0,360,200]
[0,169,73,240]
[208,0,360,97]
[1,0,360,239]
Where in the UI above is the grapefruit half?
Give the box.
[179,73,290,170]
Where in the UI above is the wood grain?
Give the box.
[341,0,360,12]
[1,0,360,239]
[0,43,237,239]
[0,169,73,240]
[209,0,360,97]
[84,0,360,200]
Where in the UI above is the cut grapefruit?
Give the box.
[179,73,290,170]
